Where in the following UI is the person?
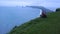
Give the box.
[40,10,47,18]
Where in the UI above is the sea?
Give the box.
[0,6,40,34]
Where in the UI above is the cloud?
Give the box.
[0,1,33,6]
[0,0,60,7]
[39,2,60,7]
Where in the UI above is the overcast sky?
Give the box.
[0,0,60,7]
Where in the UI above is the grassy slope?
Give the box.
[9,11,60,34]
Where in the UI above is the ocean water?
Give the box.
[0,6,40,34]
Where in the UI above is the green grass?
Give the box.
[8,11,60,34]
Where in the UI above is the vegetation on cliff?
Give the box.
[8,10,60,34]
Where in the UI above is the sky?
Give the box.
[0,0,60,7]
